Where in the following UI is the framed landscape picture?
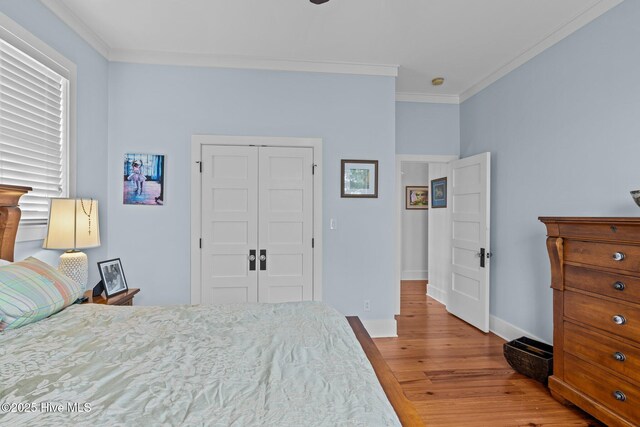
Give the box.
[431,177,447,208]
[406,186,428,209]
[341,160,378,198]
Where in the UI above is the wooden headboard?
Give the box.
[0,185,31,262]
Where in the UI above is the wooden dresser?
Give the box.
[540,217,640,426]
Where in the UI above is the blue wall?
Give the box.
[0,0,109,285]
[7,0,635,340]
[396,101,459,155]
[108,63,397,321]
[460,0,634,341]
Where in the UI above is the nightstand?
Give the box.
[82,288,140,306]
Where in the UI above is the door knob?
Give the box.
[260,250,267,271]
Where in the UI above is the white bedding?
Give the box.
[0,301,401,426]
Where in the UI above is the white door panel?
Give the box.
[258,147,314,303]
[200,145,314,304]
[201,145,258,304]
[448,152,490,332]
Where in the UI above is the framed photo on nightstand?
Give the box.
[97,258,129,297]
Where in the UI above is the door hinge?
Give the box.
[312,238,315,248]
[196,161,202,173]
[199,238,202,249]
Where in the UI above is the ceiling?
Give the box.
[42,0,622,103]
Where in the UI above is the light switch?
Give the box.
[330,218,337,230]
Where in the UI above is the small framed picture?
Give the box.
[123,153,165,206]
[341,159,378,198]
[431,177,447,208]
[406,186,429,209]
[97,258,129,297]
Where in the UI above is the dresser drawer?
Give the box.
[564,322,640,384]
[565,264,640,305]
[558,222,640,242]
[565,353,640,425]
[564,291,640,342]
[564,240,640,273]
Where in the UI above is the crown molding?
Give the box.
[41,0,621,98]
[40,0,398,77]
[459,0,623,103]
[109,49,399,77]
[40,0,110,58]
[396,92,460,104]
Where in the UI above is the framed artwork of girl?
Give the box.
[123,153,165,205]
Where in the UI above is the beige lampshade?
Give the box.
[43,198,101,250]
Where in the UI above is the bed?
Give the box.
[0,185,422,426]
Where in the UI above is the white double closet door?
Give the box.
[201,145,314,304]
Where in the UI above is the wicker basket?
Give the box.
[503,336,553,385]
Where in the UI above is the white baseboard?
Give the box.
[361,318,397,338]
[489,315,549,344]
[401,269,428,280]
[424,293,547,344]
[426,286,447,305]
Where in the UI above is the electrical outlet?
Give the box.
[363,300,371,312]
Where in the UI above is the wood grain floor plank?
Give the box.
[373,281,604,427]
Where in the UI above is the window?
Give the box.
[0,17,74,231]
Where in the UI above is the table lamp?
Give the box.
[43,198,100,288]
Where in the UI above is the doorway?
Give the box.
[395,153,492,333]
[191,135,323,305]
[400,161,430,281]
[394,154,458,315]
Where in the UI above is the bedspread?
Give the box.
[0,302,400,427]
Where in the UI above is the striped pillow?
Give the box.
[0,264,66,331]
[15,257,83,307]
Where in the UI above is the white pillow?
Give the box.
[0,259,12,267]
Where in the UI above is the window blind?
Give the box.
[0,38,68,224]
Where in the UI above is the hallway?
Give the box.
[373,281,601,426]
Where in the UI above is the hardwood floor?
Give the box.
[374,281,603,427]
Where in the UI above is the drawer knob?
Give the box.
[614,351,627,362]
[612,315,627,325]
[613,281,626,291]
[613,390,627,402]
[612,252,626,261]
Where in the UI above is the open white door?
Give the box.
[447,152,491,332]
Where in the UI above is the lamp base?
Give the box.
[58,250,88,288]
